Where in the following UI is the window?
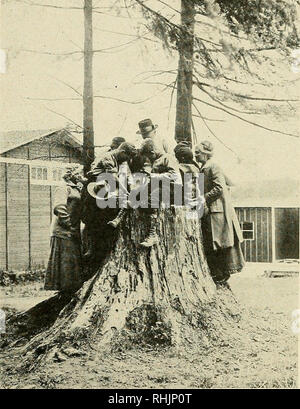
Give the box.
[52,169,57,181]
[31,167,37,180]
[43,168,48,180]
[31,166,48,182]
[30,163,82,186]
[240,221,254,240]
[57,168,63,181]
[52,168,63,182]
[31,165,65,185]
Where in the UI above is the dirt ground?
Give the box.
[0,268,298,389]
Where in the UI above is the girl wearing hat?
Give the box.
[44,166,84,295]
[195,141,245,284]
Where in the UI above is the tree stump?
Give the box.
[17,208,241,367]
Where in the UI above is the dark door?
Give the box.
[275,208,299,260]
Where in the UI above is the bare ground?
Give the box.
[0,270,298,389]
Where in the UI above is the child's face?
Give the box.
[195,150,206,163]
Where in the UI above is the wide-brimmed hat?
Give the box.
[196,140,214,155]
[136,118,158,135]
[87,180,108,199]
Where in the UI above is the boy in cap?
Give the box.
[195,140,244,284]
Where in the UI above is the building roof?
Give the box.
[0,128,82,154]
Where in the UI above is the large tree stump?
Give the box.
[17,208,241,367]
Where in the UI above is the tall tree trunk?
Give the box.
[17,209,240,366]
[83,0,94,174]
[175,0,195,145]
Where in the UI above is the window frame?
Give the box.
[30,163,82,186]
[240,221,255,241]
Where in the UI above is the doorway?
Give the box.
[275,208,299,260]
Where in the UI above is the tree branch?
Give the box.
[94,81,174,104]
[140,78,260,115]
[197,84,260,115]
[167,75,177,129]
[92,32,151,53]
[24,80,174,105]
[155,0,181,15]
[37,105,82,129]
[193,97,299,138]
[48,76,83,97]
[25,97,81,101]
[193,78,300,103]
[7,48,82,56]
[192,114,225,122]
[14,0,83,10]
[192,102,239,157]
[93,26,158,43]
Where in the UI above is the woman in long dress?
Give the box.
[195,141,245,284]
[44,166,84,294]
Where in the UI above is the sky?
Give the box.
[0,0,299,186]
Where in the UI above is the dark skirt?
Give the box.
[44,236,83,292]
[202,219,245,282]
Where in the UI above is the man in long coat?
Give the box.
[195,140,244,284]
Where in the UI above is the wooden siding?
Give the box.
[5,138,81,164]
[274,208,299,260]
[0,165,73,271]
[0,163,7,269]
[7,163,30,270]
[235,207,272,262]
[0,134,82,271]
[30,185,51,268]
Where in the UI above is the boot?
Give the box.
[107,208,127,228]
[82,235,95,262]
[140,212,158,248]
[83,248,94,261]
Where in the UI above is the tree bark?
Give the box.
[83,0,94,174]
[175,0,195,144]
[19,208,240,366]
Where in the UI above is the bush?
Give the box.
[0,269,45,287]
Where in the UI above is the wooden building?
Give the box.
[234,200,299,263]
[0,128,82,270]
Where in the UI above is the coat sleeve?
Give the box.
[204,163,226,205]
[53,204,71,229]
[95,157,118,174]
[53,186,72,229]
[158,156,182,184]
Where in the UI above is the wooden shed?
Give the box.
[234,200,299,263]
[0,128,83,271]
